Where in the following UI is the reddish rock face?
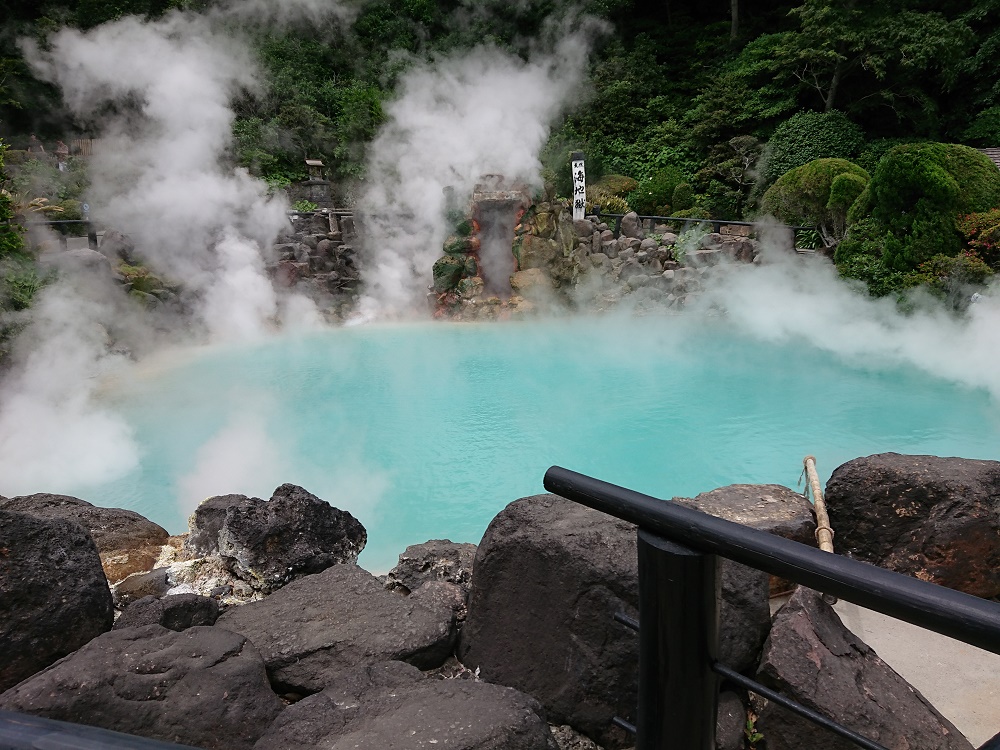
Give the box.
[825,453,1000,598]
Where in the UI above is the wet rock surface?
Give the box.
[826,453,1000,598]
[0,493,169,584]
[756,588,973,750]
[216,564,456,694]
[0,509,113,692]
[254,660,557,750]
[0,625,284,750]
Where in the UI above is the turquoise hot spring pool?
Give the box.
[73,316,999,573]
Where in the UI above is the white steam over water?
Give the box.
[697,242,1000,401]
[356,18,606,317]
[0,4,348,497]
[2,2,1000,514]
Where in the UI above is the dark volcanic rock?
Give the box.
[458,494,637,748]
[113,567,170,606]
[458,494,772,748]
[385,539,477,596]
[113,594,220,631]
[756,588,972,750]
[0,509,113,692]
[254,661,556,750]
[0,493,169,584]
[218,484,366,592]
[186,485,366,593]
[0,625,283,750]
[216,564,455,694]
[185,493,255,557]
[674,483,816,595]
[825,453,1000,597]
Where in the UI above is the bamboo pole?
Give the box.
[803,455,835,553]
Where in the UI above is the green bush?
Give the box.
[626,166,686,216]
[592,174,638,196]
[760,158,869,243]
[672,183,694,211]
[835,218,887,264]
[758,111,864,192]
[0,142,24,259]
[862,143,1000,270]
[957,209,1000,267]
[837,253,922,298]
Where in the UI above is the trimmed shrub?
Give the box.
[761,158,869,244]
[861,143,1000,270]
[592,174,639,196]
[758,111,864,192]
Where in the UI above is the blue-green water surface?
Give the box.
[78,317,999,572]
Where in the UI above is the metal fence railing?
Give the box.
[542,465,1000,750]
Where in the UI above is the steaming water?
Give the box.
[76,317,999,573]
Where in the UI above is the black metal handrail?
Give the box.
[543,465,1000,750]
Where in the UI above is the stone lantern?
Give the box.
[302,159,332,207]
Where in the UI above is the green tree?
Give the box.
[758,110,864,191]
[774,0,973,126]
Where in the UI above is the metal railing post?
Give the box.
[637,529,720,750]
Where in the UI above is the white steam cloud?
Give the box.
[695,238,1000,401]
[356,17,606,317]
[1,2,353,499]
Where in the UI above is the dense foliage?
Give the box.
[851,143,1000,270]
[760,158,868,244]
[4,0,1000,303]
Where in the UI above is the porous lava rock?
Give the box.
[186,485,366,593]
[0,493,169,584]
[0,625,283,750]
[186,493,253,557]
[673,483,816,594]
[253,661,557,750]
[0,509,113,692]
[756,588,973,750]
[458,494,773,748]
[825,453,1000,598]
[385,539,477,596]
[113,594,220,631]
[216,564,456,694]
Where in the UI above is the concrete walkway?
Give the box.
[833,600,1000,747]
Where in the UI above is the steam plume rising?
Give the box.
[356,18,605,317]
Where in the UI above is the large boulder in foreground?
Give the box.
[0,509,113,692]
[458,494,637,749]
[458,494,771,748]
[756,588,972,750]
[216,564,456,694]
[0,493,169,584]
[825,453,1000,598]
[254,661,557,750]
[186,484,366,593]
[0,625,283,750]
